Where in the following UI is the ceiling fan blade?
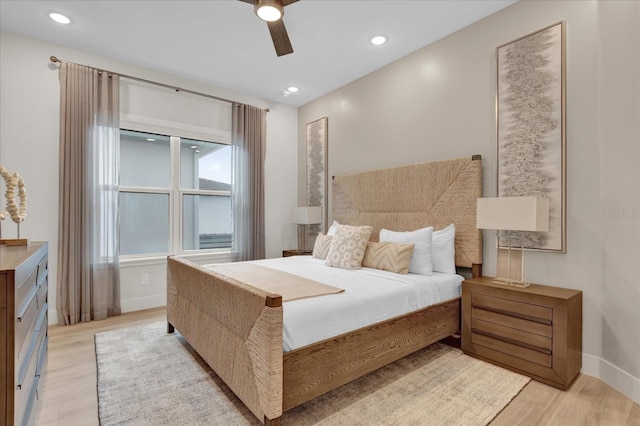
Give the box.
[267,20,293,57]
[237,0,254,3]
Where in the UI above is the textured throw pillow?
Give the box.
[362,242,415,274]
[312,233,333,260]
[432,224,456,274]
[325,225,373,270]
[379,226,434,275]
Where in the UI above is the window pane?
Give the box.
[182,194,232,250]
[119,192,170,255]
[180,139,231,191]
[120,130,171,187]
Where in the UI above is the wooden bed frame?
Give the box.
[167,155,483,425]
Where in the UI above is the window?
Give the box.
[118,130,232,256]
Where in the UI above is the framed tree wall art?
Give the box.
[306,117,328,234]
[497,21,566,252]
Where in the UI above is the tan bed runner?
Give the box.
[205,263,344,302]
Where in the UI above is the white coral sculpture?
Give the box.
[0,166,27,223]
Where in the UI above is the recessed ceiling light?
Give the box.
[287,86,299,93]
[146,138,156,142]
[190,145,198,149]
[49,12,71,25]
[371,35,387,46]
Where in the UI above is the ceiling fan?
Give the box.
[239,0,299,57]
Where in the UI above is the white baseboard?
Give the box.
[582,353,640,404]
[48,308,58,325]
[47,295,166,325]
[121,294,166,313]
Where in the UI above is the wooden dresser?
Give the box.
[461,276,582,390]
[1,242,48,426]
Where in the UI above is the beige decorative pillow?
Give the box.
[312,233,333,260]
[362,242,415,274]
[325,225,373,270]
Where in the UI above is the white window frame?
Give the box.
[119,131,232,261]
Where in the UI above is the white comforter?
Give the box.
[244,256,463,352]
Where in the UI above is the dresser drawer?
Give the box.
[15,289,38,361]
[472,292,552,322]
[17,306,47,387]
[15,339,39,426]
[15,267,38,314]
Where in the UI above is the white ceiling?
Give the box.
[0,0,516,107]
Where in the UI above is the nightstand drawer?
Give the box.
[472,292,552,322]
[472,308,552,337]
[472,315,552,351]
[471,332,552,367]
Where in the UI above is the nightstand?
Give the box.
[461,276,582,390]
[282,249,312,257]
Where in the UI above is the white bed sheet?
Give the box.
[244,256,463,352]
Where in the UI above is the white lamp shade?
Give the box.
[476,196,549,232]
[290,206,322,224]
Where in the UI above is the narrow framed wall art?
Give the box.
[497,21,566,252]
[306,117,328,234]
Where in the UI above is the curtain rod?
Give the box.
[49,56,269,112]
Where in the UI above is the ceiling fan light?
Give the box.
[255,0,283,22]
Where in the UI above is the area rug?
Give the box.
[95,322,530,426]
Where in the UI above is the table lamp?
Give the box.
[476,196,549,287]
[290,206,322,253]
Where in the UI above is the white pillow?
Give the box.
[327,220,340,236]
[379,226,433,275]
[432,224,456,274]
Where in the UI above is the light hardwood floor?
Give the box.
[34,308,639,426]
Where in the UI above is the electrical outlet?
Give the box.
[140,273,150,285]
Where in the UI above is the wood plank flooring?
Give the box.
[33,308,639,425]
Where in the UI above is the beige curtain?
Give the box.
[231,103,266,261]
[57,63,121,325]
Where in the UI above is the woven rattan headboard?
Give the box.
[332,155,483,273]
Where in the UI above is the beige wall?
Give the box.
[298,0,639,401]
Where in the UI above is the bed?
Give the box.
[167,155,483,425]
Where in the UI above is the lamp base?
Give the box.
[495,232,529,287]
[491,277,531,288]
[297,224,308,252]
